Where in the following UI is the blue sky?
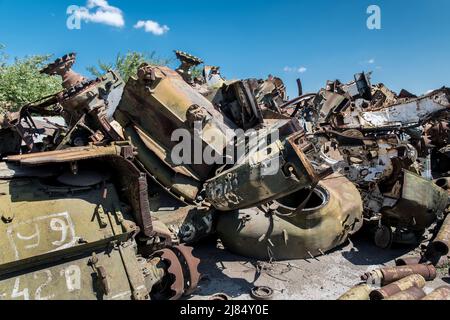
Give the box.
[0,0,449,97]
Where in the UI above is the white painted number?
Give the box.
[34,270,55,300]
[63,265,81,292]
[7,264,81,300]
[11,278,29,300]
[50,218,68,246]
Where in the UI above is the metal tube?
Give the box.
[432,214,450,255]
[385,287,426,300]
[337,284,371,300]
[421,286,450,300]
[362,264,436,285]
[369,274,426,300]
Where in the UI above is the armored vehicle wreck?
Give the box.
[0,50,448,300]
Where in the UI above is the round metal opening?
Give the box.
[274,185,329,216]
[435,178,448,190]
[432,240,449,256]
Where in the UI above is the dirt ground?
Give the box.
[190,233,450,300]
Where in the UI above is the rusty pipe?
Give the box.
[385,287,426,300]
[337,284,371,300]
[435,255,450,269]
[432,214,450,255]
[421,286,450,300]
[369,274,426,300]
[362,264,436,285]
[435,255,450,268]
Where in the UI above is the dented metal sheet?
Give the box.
[337,89,449,129]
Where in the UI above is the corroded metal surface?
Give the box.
[216,173,363,259]
[155,248,185,300]
[1,50,449,300]
[171,244,201,296]
[152,245,200,300]
[432,214,450,255]
[40,53,86,89]
[369,274,426,300]
[4,144,125,165]
[362,264,436,285]
[337,284,371,300]
[421,286,450,300]
[385,286,426,300]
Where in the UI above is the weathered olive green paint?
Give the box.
[115,64,237,185]
[383,170,449,230]
[0,242,161,300]
[205,130,317,211]
[216,173,363,260]
[0,175,167,300]
[60,70,125,127]
[0,179,135,274]
[124,126,201,203]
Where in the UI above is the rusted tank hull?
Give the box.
[216,173,363,260]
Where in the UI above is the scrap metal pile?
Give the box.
[0,51,448,300]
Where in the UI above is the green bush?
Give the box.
[87,51,172,82]
[0,46,62,112]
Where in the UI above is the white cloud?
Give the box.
[74,0,125,28]
[134,20,170,36]
[283,66,307,73]
[359,58,376,65]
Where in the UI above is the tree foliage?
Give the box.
[0,44,7,70]
[191,66,203,79]
[0,48,173,114]
[87,51,172,82]
[0,46,62,112]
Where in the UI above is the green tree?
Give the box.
[0,47,62,112]
[191,66,203,79]
[0,44,7,70]
[87,51,171,82]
